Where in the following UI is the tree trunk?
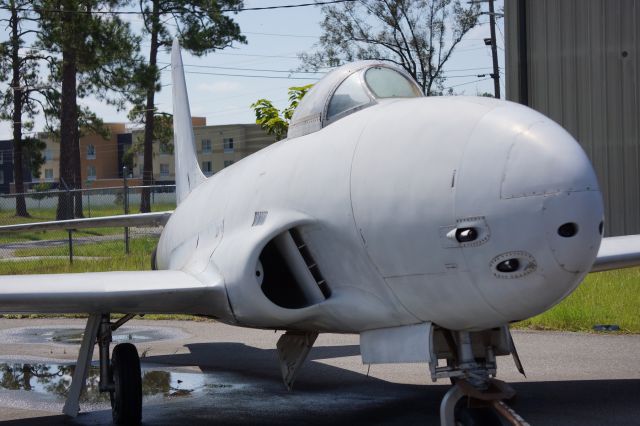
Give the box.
[10,3,28,217]
[140,0,160,213]
[73,129,83,217]
[56,47,78,220]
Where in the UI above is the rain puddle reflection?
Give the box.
[9,326,184,345]
[0,362,207,403]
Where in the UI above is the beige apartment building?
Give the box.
[35,123,129,189]
[130,122,276,183]
[32,120,276,189]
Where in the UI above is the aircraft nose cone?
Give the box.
[455,105,604,324]
[501,120,604,273]
[500,120,599,200]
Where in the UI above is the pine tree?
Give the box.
[36,0,143,219]
[133,0,245,212]
[0,0,55,216]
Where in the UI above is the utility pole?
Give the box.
[471,0,502,98]
[488,0,501,98]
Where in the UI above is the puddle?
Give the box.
[0,325,186,345]
[0,362,216,404]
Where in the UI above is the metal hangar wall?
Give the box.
[505,0,640,236]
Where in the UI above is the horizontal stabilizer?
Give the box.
[0,211,172,233]
[592,235,640,272]
[0,270,221,315]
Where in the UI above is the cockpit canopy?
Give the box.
[287,61,423,139]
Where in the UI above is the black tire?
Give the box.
[110,343,142,425]
[454,397,503,426]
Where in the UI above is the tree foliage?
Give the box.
[251,85,313,141]
[132,0,246,212]
[299,0,480,95]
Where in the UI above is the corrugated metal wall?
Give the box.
[505,0,640,236]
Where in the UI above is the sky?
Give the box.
[0,0,505,140]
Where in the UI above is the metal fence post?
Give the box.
[123,166,130,254]
[68,230,74,263]
[60,178,74,263]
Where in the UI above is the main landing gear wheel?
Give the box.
[110,343,142,425]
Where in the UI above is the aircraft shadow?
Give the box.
[0,342,638,425]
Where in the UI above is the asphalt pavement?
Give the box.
[0,318,637,425]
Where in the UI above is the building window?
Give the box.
[202,161,213,176]
[0,172,4,185]
[224,160,234,168]
[44,169,54,181]
[160,163,169,177]
[159,143,170,155]
[223,137,234,153]
[44,149,52,161]
[87,144,96,159]
[201,139,212,153]
[0,152,3,165]
[87,165,96,181]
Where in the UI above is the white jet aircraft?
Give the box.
[0,40,638,425]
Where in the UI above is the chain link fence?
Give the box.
[0,185,175,274]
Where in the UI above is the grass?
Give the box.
[0,202,175,224]
[12,236,158,258]
[514,268,640,333]
[0,203,174,243]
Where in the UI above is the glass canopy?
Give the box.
[287,61,423,139]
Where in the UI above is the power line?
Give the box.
[156,62,326,74]
[1,1,358,15]
[444,77,492,90]
[161,69,319,81]
[244,31,319,39]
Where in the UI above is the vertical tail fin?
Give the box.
[171,39,206,205]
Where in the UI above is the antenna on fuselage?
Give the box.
[171,39,206,205]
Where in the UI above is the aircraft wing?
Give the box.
[0,270,221,315]
[592,235,640,272]
[0,211,172,233]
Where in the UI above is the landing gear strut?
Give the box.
[433,329,529,426]
[97,313,143,425]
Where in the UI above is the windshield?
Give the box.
[326,73,372,120]
[365,67,423,98]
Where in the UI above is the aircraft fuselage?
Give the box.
[157,96,603,333]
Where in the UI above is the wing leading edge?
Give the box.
[0,211,172,233]
[592,234,640,272]
[0,270,226,316]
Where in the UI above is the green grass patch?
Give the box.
[0,202,174,243]
[0,228,127,244]
[0,202,175,224]
[0,252,150,275]
[514,268,640,333]
[12,236,158,258]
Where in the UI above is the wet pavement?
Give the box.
[0,318,637,425]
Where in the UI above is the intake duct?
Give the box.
[259,228,330,309]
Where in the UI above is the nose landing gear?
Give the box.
[437,330,529,426]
